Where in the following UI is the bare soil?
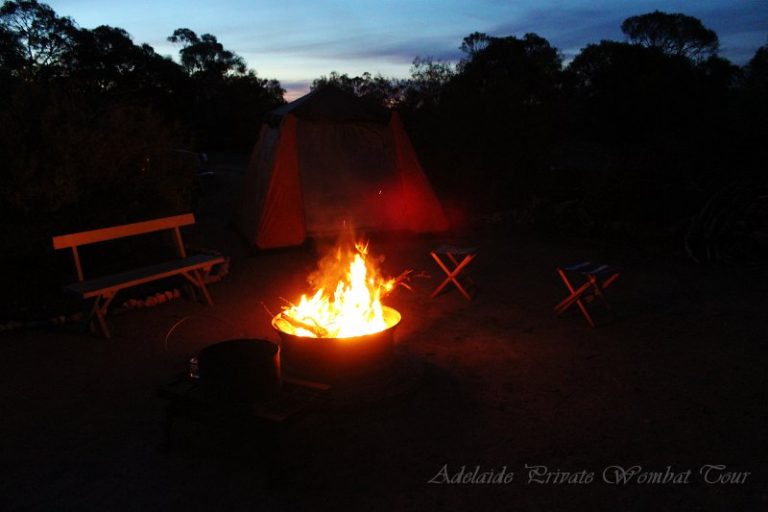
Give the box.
[1,154,766,511]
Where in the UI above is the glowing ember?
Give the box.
[277,239,397,339]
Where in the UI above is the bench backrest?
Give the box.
[52,213,196,281]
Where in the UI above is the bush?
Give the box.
[0,83,195,228]
[0,82,197,317]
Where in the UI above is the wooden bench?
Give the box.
[52,214,225,338]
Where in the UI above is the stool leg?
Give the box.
[589,275,611,310]
[593,272,620,315]
[430,252,453,298]
[431,278,452,298]
[450,255,475,300]
[431,253,475,300]
[555,280,592,314]
[556,268,595,328]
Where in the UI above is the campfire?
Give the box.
[272,230,403,382]
[273,233,402,339]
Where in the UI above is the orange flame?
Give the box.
[279,240,396,338]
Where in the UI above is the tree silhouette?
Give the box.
[739,44,768,175]
[0,0,76,78]
[0,23,22,73]
[565,40,706,149]
[67,26,152,91]
[452,33,561,106]
[312,71,402,106]
[744,44,768,91]
[404,57,455,109]
[72,26,185,95]
[458,31,491,59]
[621,10,719,62]
[165,26,284,149]
[168,28,246,78]
[431,32,563,209]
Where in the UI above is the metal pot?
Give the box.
[272,306,401,384]
[197,338,281,403]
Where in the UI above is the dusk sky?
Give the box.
[46,0,768,99]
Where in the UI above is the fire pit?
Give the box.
[273,306,401,383]
[270,228,410,386]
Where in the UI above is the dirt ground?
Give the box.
[1,155,766,511]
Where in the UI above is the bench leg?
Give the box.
[84,293,115,338]
[181,270,215,306]
[77,298,94,335]
[193,269,214,306]
[94,305,111,338]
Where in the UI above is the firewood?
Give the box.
[278,313,329,337]
[386,269,430,295]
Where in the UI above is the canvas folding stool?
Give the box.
[430,245,478,300]
[554,262,620,328]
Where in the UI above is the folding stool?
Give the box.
[554,262,620,328]
[430,245,477,300]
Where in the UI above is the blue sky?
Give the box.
[46,0,768,99]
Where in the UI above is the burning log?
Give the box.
[276,312,329,338]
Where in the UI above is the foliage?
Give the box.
[684,183,768,263]
[311,71,404,107]
[404,57,455,108]
[166,27,284,149]
[621,10,719,62]
[452,32,562,103]
[193,71,285,149]
[0,81,197,317]
[168,28,246,78]
[565,41,697,143]
[65,25,187,98]
[0,83,194,224]
[0,0,76,78]
[458,31,491,59]
[744,44,768,91]
[416,32,564,210]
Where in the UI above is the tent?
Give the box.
[237,87,449,249]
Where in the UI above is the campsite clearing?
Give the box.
[1,154,765,511]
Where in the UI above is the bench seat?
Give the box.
[65,254,225,299]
